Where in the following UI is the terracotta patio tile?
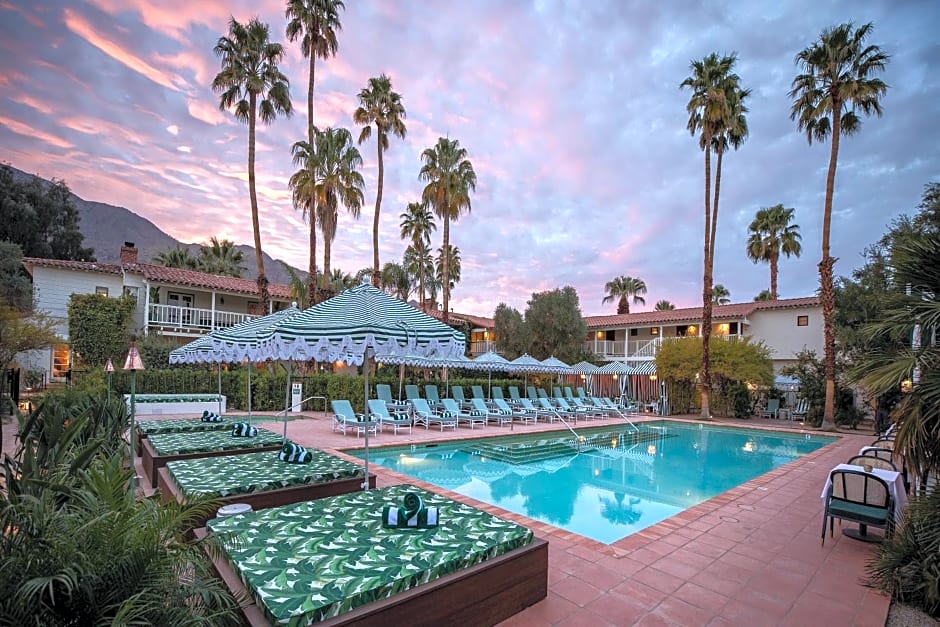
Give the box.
[553,575,604,607]
[649,555,703,581]
[585,590,649,625]
[631,566,685,595]
[596,554,646,577]
[611,580,668,610]
[720,598,789,624]
[504,592,577,625]
[654,595,718,626]
[672,581,731,613]
[554,609,618,627]
[781,591,857,626]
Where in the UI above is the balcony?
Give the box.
[147,304,258,336]
[469,340,500,357]
[584,338,661,360]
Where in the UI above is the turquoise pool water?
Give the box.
[350,421,835,544]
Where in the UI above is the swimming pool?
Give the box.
[351,421,835,544]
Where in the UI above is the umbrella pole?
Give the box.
[217,366,222,415]
[398,364,404,402]
[487,370,492,398]
[362,348,372,491]
[282,362,292,441]
[247,364,252,425]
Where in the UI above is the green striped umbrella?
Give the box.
[473,350,511,396]
[209,305,303,362]
[255,283,465,364]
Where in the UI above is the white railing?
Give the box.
[584,334,741,359]
[469,340,499,356]
[148,304,257,332]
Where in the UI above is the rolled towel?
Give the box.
[231,422,257,437]
[381,491,439,529]
[201,410,223,423]
[278,441,312,463]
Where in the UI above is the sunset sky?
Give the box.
[1,0,937,317]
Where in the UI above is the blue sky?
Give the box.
[0,0,937,316]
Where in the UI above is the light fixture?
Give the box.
[123,341,145,493]
[580,374,586,380]
[596,331,604,340]
[687,325,697,335]
[651,327,659,336]
[901,378,913,393]
[647,444,657,455]
[650,373,658,382]
[105,358,114,403]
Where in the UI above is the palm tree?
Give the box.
[602,276,647,314]
[380,261,411,300]
[212,17,292,311]
[402,242,434,306]
[435,244,461,307]
[754,289,773,301]
[712,284,731,305]
[289,140,320,301]
[153,246,197,270]
[281,261,308,308]
[354,74,407,286]
[285,0,344,305]
[400,201,436,307]
[746,204,802,299]
[654,299,675,311]
[419,137,476,323]
[197,237,246,277]
[681,52,749,419]
[299,127,364,298]
[790,22,889,429]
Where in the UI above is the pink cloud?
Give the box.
[187,98,227,126]
[8,93,55,115]
[0,115,73,149]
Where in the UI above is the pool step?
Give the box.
[464,428,670,465]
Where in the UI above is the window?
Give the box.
[729,322,739,335]
[797,315,809,327]
[123,286,139,301]
[606,330,616,341]
[650,327,659,336]
[95,286,108,296]
[630,329,638,337]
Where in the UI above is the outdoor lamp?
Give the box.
[901,378,913,393]
[123,341,145,493]
[105,358,114,403]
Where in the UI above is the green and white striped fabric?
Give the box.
[541,356,573,374]
[136,418,230,436]
[570,361,600,374]
[206,306,303,363]
[597,361,635,375]
[207,484,533,625]
[168,334,219,365]
[252,282,465,365]
[165,450,363,498]
[633,361,657,375]
[148,428,282,455]
[507,353,547,373]
[278,441,312,463]
[232,422,258,437]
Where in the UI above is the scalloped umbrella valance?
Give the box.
[207,305,304,363]
[540,355,573,375]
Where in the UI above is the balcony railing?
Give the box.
[148,304,257,334]
[584,334,740,359]
[469,340,499,356]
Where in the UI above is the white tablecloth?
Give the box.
[821,463,908,520]
[859,445,892,456]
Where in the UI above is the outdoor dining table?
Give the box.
[820,463,908,542]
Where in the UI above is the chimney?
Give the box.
[120,242,138,265]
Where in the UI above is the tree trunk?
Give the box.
[372,133,384,287]
[307,54,317,305]
[419,261,425,309]
[618,296,628,315]
[322,213,333,295]
[770,251,779,300]
[442,215,450,323]
[819,103,842,431]
[247,92,269,311]
[700,136,714,420]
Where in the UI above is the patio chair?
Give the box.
[537,388,550,400]
[576,387,587,399]
[556,397,600,420]
[425,384,443,408]
[518,398,547,421]
[563,386,575,400]
[552,386,563,399]
[862,447,895,462]
[405,384,422,404]
[508,386,523,404]
[760,398,780,419]
[376,384,409,412]
[537,397,577,422]
[526,386,538,400]
[491,386,506,402]
[471,397,512,427]
[871,438,895,451]
[330,400,377,438]
[411,398,458,431]
[821,468,894,545]
[792,398,809,421]
[451,385,467,405]
[471,385,486,400]
[493,398,538,425]
[367,399,413,435]
[440,398,486,429]
[847,455,898,472]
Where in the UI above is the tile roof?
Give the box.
[583,296,820,329]
[422,307,495,329]
[23,257,292,299]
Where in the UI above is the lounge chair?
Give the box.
[425,384,442,408]
[526,386,538,400]
[491,386,506,402]
[405,384,422,404]
[493,398,538,425]
[331,400,377,438]
[563,386,575,400]
[411,398,458,431]
[470,397,512,427]
[792,397,809,421]
[508,386,523,404]
[440,398,486,429]
[847,455,898,472]
[576,387,587,399]
[376,384,409,412]
[821,468,894,545]
[471,385,486,401]
[760,398,780,419]
[518,398,546,421]
[537,388,550,400]
[367,399,413,435]
[552,386,563,399]
[451,385,468,406]
[536,397,577,422]
[556,397,601,420]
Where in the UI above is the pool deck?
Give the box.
[133,411,891,626]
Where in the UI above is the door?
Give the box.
[167,292,194,325]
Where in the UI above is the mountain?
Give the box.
[5,166,303,285]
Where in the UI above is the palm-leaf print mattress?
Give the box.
[207,484,534,625]
[165,450,364,499]
[136,418,231,436]
[147,428,283,455]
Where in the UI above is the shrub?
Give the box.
[868,485,940,617]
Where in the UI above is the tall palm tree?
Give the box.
[354,74,407,286]
[419,137,476,323]
[712,284,731,305]
[153,246,197,270]
[212,17,292,311]
[435,244,461,307]
[280,261,308,308]
[790,22,889,429]
[298,127,364,297]
[289,140,320,300]
[602,276,647,314]
[654,299,675,311]
[681,52,748,419]
[746,204,802,300]
[380,261,411,300]
[285,0,345,306]
[197,237,246,277]
[400,201,436,307]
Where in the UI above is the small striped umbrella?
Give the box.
[209,305,303,362]
[570,360,600,395]
[598,361,635,399]
[540,356,573,374]
[474,350,511,396]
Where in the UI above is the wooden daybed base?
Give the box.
[141,438,282,488]
[194,527,548,627]
[156,467,376,528]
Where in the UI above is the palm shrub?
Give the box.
[868,485,940,617]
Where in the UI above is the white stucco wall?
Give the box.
[30,266,125,337]
[746,306,824,364]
